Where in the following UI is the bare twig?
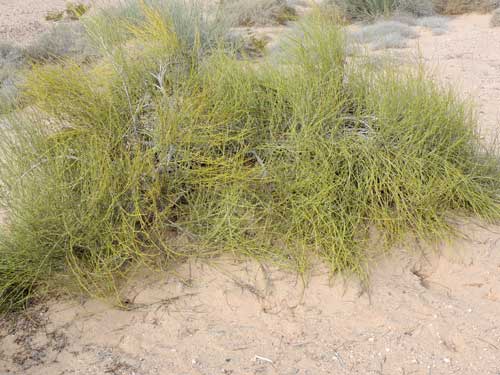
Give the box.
[254,355,273,364]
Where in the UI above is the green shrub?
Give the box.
[85,0,234,54]
[45,10,65,22]
[66,2,91,20]
[1,24,99,112]
[239,34,270,57]
[0,8,499,311]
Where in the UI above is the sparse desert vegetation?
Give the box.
[0,0,499,313]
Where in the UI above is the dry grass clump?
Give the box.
[390,13,419,25]
[329,0,434,19]
[350,20,418,49]
[330,0,499,18]
[222,0,297,26]
[0,68,20,112]
[371,32,410,48]
[25,23,97,63]
[433,0,499,14]
[416,15,448,34]
[0,43,25,112]
[490,8,500,26]
[397,0,435,16]
[416,15,448,27]
[329,0,397,19]
[0,43,24,79]
[0,5,499,311]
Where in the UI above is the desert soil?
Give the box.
[412,14,500,145]
[1,3,500,375]
[0,0,88,45]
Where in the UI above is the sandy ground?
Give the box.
[0,0,81,44]
[1,4,500,375]
[2,221,500,375]
[412,14,500,146]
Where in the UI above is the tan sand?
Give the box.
[412,13,500,146]
[0,0,81,44]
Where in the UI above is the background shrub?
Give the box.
[432,0,500,14]
[329,0,435,19]
[66,2,91,20]
[45,10,65,22]
[397,0,435,16]
[416,15,448,34]
[330,0,398,19]
[350,20,418,49]
[222,0,297,26]
[329,0,499,18]
[490,7,500,26]
[25,23,97,62]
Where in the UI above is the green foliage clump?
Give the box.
[66,2,91,20]
[0,23,97,112]
[85,0,233,54]
[45,10,65,22]
[0,4,499,312]
[46,2,90,22]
